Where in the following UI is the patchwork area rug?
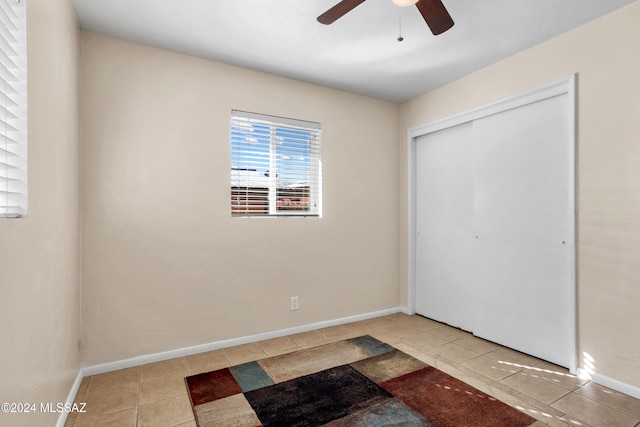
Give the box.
[185,335,537,427]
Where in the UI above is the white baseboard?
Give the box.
[399,306,413,315]
[577,368,640,400]
[83,307,402,377]
[55,369,84,427]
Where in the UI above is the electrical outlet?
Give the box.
[290,296,299,311]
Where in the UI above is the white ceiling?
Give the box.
[70,0,636,104]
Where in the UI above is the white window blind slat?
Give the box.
[0,0,26,218]
[230,110,322,217]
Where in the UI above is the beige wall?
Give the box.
[399,1,640,388]
[0,0,81,426]
[80,33,400,365]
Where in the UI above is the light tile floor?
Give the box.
[64,313,640,427]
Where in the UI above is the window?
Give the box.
[230,110,321,217]
[0,0,27,218]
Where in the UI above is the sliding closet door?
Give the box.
[415,122,474,331]
[472,94,574,367]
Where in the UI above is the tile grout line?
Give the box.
[546,386,575,407]
[562,382,640,422]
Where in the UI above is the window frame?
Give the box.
[230,110,322,218]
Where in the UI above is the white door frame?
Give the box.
[406,74,577,373]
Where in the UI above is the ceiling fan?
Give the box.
[317,0,454,35]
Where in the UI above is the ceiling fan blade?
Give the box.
[415,0,454,35]
[317,0,367,25]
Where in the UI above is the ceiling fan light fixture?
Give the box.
[392,0,419,7]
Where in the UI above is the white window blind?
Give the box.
[230,110,322,217]
[0,0,27,218]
